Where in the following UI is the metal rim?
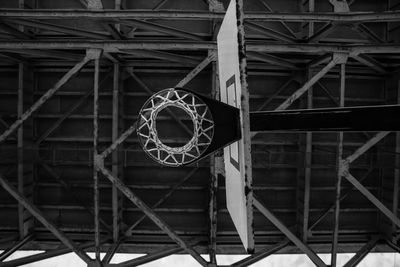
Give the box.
[137,88,214,167]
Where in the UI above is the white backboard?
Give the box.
[217,0,254,253]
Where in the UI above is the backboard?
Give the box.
[217,0,254,253]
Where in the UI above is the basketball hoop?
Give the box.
[137,88,215,167]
